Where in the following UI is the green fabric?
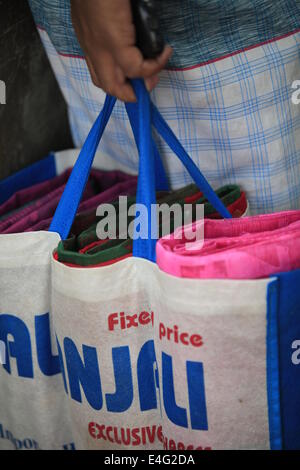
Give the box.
[76,184,199,249]
[56,236,132,267]
[76,183,240,248]
[56,184,241,267]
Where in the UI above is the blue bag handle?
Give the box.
[129,80,231,261]
[151,103,232,219]
[50,88,168,240]
[129,80,158,261]
[50,94,116,239]
[126,101,169,191]
[50,79,231,261]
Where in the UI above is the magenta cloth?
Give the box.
[76,177,137,213]
[0,169,72,219]
[2,181,94,234]
[0,168,133,221]
[26,177,138,233]
[0,185,66,232]
[0,169,136,234]
[156,210,300,279]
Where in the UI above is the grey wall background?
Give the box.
[0,0,73,180]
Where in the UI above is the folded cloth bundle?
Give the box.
[55,184,248,267]
[0,169,137,234]
[25,178,138,233]
[156,210,300,279]
[74,183,200,250]
[75,184,247,249]
[0,168,73,220]
[1,181,95,234]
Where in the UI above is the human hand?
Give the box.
[71,0,172,102]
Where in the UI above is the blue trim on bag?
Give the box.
[266,279,283,450]
[275,269,300,450]
[0,153,56,205]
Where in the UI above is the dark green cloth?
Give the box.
[56,184,241,267]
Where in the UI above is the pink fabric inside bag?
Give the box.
[156,210,300,279]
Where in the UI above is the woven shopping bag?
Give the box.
[50,80,300,450]
[0,148,136,449]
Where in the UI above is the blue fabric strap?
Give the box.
[130,80,157,261]
[49,94,116,239]
[151,103,232,219]
[125,101,169,191]
[50,80,231,258]
[152,139,169,191]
